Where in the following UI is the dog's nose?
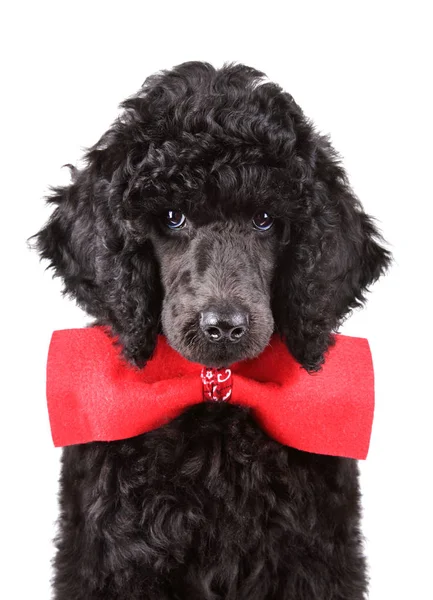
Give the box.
[200,305,249,343]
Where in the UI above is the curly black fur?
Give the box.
[35,62,390,599]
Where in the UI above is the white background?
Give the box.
[2,1,432,598]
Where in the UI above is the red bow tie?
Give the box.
[47,327,374,459]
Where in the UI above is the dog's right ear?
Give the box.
[34,161,162,366]
[36,172,102,315]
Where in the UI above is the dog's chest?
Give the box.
[57,403,365,599]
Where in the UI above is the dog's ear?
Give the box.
[35,146,162,366]
[272,135,391,371]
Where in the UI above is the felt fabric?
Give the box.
[47,327,374,459]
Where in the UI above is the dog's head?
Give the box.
[35,62,390,371]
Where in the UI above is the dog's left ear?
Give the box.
[273,135,391,371]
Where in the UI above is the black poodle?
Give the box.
[35,61,390,599]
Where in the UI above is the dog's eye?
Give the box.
[165,210,186,229]
[252,211,274,231]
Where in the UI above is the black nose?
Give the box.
[200,305,249,343]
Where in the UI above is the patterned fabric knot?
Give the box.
[200,367,232,402]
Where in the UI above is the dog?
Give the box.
[35,61,390,599]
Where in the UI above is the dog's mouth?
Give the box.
[166,325,272,369]
[182,347,256,369]
[161,300,275,368]
[192,342,251,369]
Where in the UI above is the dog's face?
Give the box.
[150,211,278,367]
[35,62,390,371]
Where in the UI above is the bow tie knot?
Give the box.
[201,367,233,402]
